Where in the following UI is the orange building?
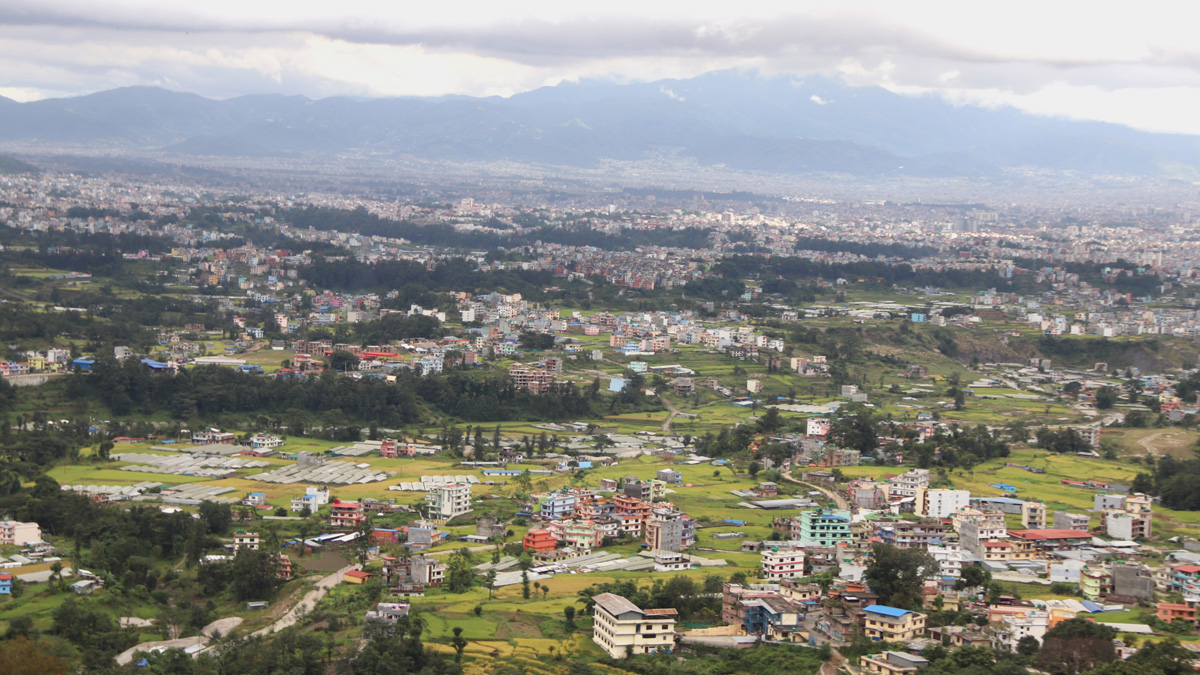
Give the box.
[1157,602,1196,624]
[523,529,557,552]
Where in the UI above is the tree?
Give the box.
[1095,386,1118,409]
[563,605,577,633]
[1036,618,1116,675]
[522,570,531,599]
[756,407,783,433]
[451,626,467,663]
[445,548,477,593]
[748,461,762,478]
[327,350,361,372]
[864,543,938,610]
[956,564,991,591]
[485,569,497,601]
[230,548,280,601]
[1017,635,1041,657]
[0,636,68,675]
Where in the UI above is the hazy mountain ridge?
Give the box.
[3,72,1199,178]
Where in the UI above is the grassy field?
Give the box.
[1104,427,1200,459]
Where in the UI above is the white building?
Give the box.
[761,548,807,581]
[0,518,41,546]
[426,483,472,520]
[290,486,331,513]
[592,592,677,659]
[995,610,1049,652]
[927,543,963,579]
[232,530,260,551]
[888,469,930,498]
[916,488,969,519]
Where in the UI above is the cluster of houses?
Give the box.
[520,474,697,556]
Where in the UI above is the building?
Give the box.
[888,469,930,498]
[994,610,1049,652]
[645,509,694,552]
[249,433,284,448]
[291,486,331,513]
[330,499,367,529]
[591,592,677,659]
[192,428,237,445]
[476,516,507,539]
[232,530,260,551]
[1021,501,1048,530]
[761,547,806,581]
[1006,529,1092,554]
[859,651,930,675]
[1053,511,1090,530]
[873,519,948,550]
[797,509,852,546]
[722,583,804,639]
[916,489,969,519]
[0,518,41,546]
[0,573,11,595]
[656,469,683,485]
[523,529,557,553]
[426,483,472,520]
[509,365,555,394]
[1111,563,1155,600]
[862,605,927,642]
[1157,602,1196,625]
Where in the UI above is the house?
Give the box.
[1157,602,1196,624]
[70,579,98,595]
[591,592,677,659]
[232,530,260,551]
[249,433,284,449]
[364,602,411,624]
[0,573,11,594]
[862,605,927,641]
[344,570,374,585]
[859,651,930,675]
[426,483,472,520]
[761,547,806,580]
[277,554,294,581]
[722,583,805,640]
[0,518,41,546]
[242,492,267,507]
[797,509,852,546]
[523,529,557,553]
[330,499,367,529]
[291,486,331,513]
[192,428,237,445]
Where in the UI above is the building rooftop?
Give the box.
[1008,529,1091,540]
[863,605,913,618]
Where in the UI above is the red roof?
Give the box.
[1007,529,1091,540]
[345,570,373,580]
[1175,565,1200,574]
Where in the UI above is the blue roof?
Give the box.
[1080,600,1104,613]
[864,605,912,618]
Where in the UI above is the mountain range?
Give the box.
[3,71,1200,179]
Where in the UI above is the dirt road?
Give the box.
[781,473,849,510]
[251,562,358,637]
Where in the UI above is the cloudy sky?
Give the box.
[6,1,1200,134]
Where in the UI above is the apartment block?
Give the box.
[592,593,677,659]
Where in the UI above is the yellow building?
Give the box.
[863,605,927,642]
[592,593,677,659]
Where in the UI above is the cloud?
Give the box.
[4,2,1200,132]
[810,95,828,105]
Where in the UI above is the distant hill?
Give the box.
[0,155,38,174]
[4,72,1200,178]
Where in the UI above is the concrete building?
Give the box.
[0,518,41,546]
[592,592,677,659]
[330,499,366,528]
[1021,501,1048,530]
[426,483,472,520]
[232,530,260,551]
[1053,511,1090,531]
[888,469,930,498]
[859,651,930,675]
[645,509,694,552]
[862,605,927,642]
[761,547,806,581]
[797,509,852,546]
[916,488,969,519]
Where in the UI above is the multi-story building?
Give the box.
[509,365,555,394]
[0,573,11,595]
[887,469,930,498]
[872,519,948,550]
[1053,511,1090,531]
[1006,529,1092,554]
[863,605,927,642]
[927,543,963,579]
[1096,493,1153,539]
[761,548,806,581]
[721,583,804,639]
[426,483,472,520]
[330,499,366,529]
[1021,501,1047,529]
[523,529,557,553]
[993,610,1049,652]
[954,508,1008,559]
[0,518,41,546]
[1081,564,1111,600]
[592,593,677,659]
[232,530,260,551]
[290,486,331,513]
[559,519,603,551]
[537,492,578,520]
[797,509,852,546]
[645,509,694,552]
[915,488,969,519]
